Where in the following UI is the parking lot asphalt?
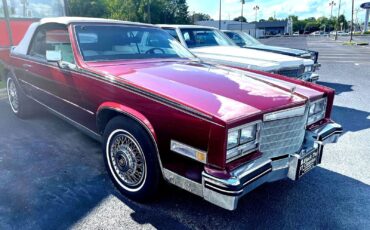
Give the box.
[0,37,369,230]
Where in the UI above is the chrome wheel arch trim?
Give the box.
[98,107,165,177]
[106,129,148,192]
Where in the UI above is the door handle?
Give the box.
[22,64,33,69]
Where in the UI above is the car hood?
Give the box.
[246,44,308,56]
[190,46,308,70]
[85,60,322,124]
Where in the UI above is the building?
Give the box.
[255,20,292,36]
[195,20,264,38]
[195,19,293,38]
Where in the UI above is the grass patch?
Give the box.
[343,41,356,46]
[343,41,369,46]
[0,81,5,89]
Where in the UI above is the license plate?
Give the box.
[297,150,319,178]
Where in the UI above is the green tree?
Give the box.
[304,21,320,33]
[234,16,247,22]
[191,13,212,23]
[67,0,106,17]
[67,0,191,24]
[336,14,348,31]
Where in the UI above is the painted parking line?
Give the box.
[319,60,370,65]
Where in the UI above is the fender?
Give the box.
[97,101,157,141]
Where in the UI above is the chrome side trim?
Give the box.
[163,168,203,197]
[19,79,95,115]
[28,96,101,142]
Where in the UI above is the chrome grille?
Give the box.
[277,65,305,78]
[259,114,307,158]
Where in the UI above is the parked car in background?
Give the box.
[310,31,321,36]
[223,30,321,73]
[1,17,342,211]
[293,32,300,36]
[159,25,318,82]
[330,31,349,36]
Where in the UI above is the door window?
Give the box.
[163,29,180,42]
[29,26,75,64]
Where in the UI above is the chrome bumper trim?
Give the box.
[162,122,342,211]
[201,122,342,210]
[308,73,319,83]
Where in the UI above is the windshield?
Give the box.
[75,25,195,61]
[180,28,235,48]
[224,31,261,47]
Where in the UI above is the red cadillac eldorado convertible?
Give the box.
[0,17,342,210]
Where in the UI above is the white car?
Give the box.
[159,25,317,82]
[330,31,349,36]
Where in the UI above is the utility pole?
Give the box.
[335,0,341,40]
[329,1,336,18]
[219,0,222,30]
[350,0,354,42]
[253,5,260,38]
[240,0,245,31]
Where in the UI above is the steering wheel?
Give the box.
[145,48,165,54]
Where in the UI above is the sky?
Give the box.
[187,0,370,23]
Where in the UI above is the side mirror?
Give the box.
[46,50,62,62]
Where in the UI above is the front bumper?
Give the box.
[313,63,321,71]
[301,72,319,83]
[202,122,342,211]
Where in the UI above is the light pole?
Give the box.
[335,0,341,40]
[240,0,245,31]
[350,0,354,42]
[253,5,260,37]
[20,0,29,17]
[329,1,336,18]
[219,0,222,30]
[253,5,260,22]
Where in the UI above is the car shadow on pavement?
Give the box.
[1,100,369,230]
[317,81,354,95]
[332,105,370,132]
[130,167,370,230]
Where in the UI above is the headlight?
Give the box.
[226,122,259,162]
[227,130,239,150]
[304,65,313,73]
[240,126,257,143]
[307,98,327,125]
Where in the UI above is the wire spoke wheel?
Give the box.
[7,78,19,113]
[110,133,146,188]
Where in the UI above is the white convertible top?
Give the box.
[40,17,156,27]
[12,17,158,56]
